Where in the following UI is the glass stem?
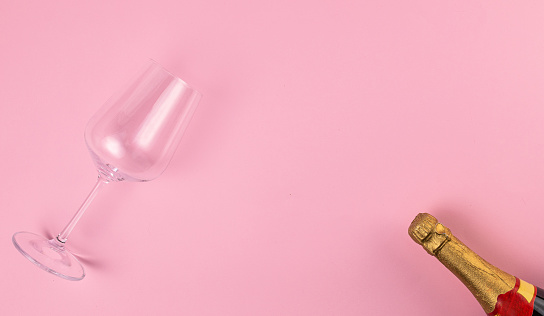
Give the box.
[55,175,109,244]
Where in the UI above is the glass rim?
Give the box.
[147,58,202,98]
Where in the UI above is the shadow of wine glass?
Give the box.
[37,226,111,271]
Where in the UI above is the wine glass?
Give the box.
[12,60,202,281]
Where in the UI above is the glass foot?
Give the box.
[12,232,85,281]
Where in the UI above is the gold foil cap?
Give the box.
[408,213,452,256]
[408,212,517,313]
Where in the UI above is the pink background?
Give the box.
[1,1,544,315]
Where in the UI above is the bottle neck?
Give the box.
[409,213,516,313]
[435,235,516,313]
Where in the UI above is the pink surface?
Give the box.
[1,1,544,315]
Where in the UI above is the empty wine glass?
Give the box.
[12,60,202,280]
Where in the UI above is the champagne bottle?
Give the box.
[408,213,544,316]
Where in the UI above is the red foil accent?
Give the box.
[488,278,536,316]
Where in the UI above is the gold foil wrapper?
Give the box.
[409,213,516,313]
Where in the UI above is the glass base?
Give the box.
[12,232,85,281]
